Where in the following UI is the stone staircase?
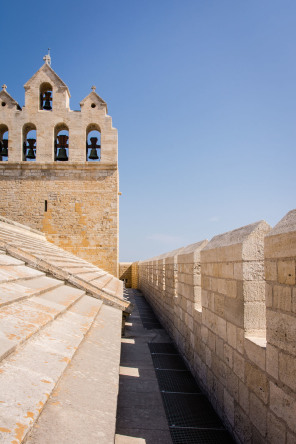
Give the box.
[0,219,124,443]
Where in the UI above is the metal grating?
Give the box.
[148,343,178,354]
[162,393,224,429]
[169,427,235,444]
[142,323,163,330]
[133,296,163,329]
[140,316,159,321]
[152,354,188,370]
[155,369,202,393]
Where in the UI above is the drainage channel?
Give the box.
[134,291,235,444]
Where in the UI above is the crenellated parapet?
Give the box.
[137,209,296,443]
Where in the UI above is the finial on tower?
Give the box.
[2,84,7,92]
[43,48,51,66]
[91,85,96,92]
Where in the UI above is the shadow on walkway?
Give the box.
[115,289,234,444]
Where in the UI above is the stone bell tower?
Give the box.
[0,54,119,276]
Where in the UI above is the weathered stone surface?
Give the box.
[27,304,121,444]
[0,295,102,443]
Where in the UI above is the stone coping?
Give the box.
[0,217,45,238]
[266,208,296,236]
[0,218,131,313]
[203,220,268,250]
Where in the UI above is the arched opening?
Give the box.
[0,124,9,161]
[86,124,101,162]
[54,123,69,161]
[40,82,53,111]
[23,123,37,161]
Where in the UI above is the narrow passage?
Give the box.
[115,289,234,444]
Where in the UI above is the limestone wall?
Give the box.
[0,61,119,277]
[137,210,296,443]
[0,163,119,276]
[119,261,139,288]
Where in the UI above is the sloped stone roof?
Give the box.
[0,217,124,443]
[0,216,130,313]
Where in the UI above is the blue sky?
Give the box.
[1,1,296,261]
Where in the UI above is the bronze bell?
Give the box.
[26,138,36,159]
[1,139,8,157]
[56,134,69,161]
[43,91,52,110]
[88,137,100,160]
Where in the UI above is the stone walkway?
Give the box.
[115,289,172,444]
[115,289,234,444]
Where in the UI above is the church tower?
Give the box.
[0,54,119,276]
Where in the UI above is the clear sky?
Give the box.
[1,0,296,261]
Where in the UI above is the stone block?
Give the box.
[207,329,216,351]
[233,262,243,279]
[215,336,224,360]
[223,389,234,426]
[216,315,227,341]
[224,343,233,369]
[214,293,225,317]
[205,345,211,367]
[226,367,239,400]
[224,296,244,328]
[226,322,237,349]
[243,280,265,302]
[233,350,245,380]
[273,284,292,312]
[225,279,237,298]
[239,380,249,414]
[270,382,296,433]
[245,361,269,404]
[279,351,296,391]
[265,260,277,282]
[267,411,286,444]
[243,261,265,281]
[267,309,296,355]
[265,231,296,259]
[244,301,266,333]
[236,328,244,354]
[234,405,252,444]
[265,343,278,380]
[249,393,267,438]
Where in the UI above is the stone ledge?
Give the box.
[0,217,45,238]
[0,162,117,171]
[2,242,131,313]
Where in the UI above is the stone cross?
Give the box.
[2,84,7,92]
[43,49,51,66]
[91,86,96,92]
